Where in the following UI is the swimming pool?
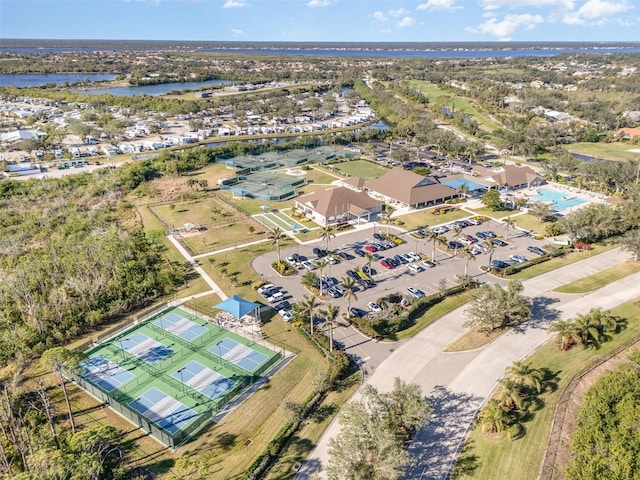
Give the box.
[529,188,587,211]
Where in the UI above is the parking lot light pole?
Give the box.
[177,367,186,394]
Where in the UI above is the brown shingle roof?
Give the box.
[364,167,457,206]
[296,187,383,218]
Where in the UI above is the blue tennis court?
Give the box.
[81,355,134,392]
[120,332,173,364]
[172,360,235,400]
[442,178,488,192]
[129,387,199,435]
[154,312,207,342]
[208,338,268,372]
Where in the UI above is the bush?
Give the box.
[271,260,296,276]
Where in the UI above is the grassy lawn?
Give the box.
[332,159,389,179]
[509,244,612,281]
[563,142,640,162]
[444,325,507,352]
[453,300,640,480]
[304,167,342,185]
[182,223,268,254]
[467,207,518,220]
[509,213,550,236]
[154,197,239,227]
[407,80,503,132]
[396,207,471,231]
[386,292,473,341]
[554,261,640,294]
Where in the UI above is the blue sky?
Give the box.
[1,0,638,42]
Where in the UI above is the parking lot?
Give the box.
[251,217,551,321]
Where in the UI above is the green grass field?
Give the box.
[454,300,640,480]
[407,80,503,132]
[332,159,389,179]
[554,261,640,294]
[396,207,471,231]
[564,142,640,162]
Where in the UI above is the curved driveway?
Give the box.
[296,247,639,479]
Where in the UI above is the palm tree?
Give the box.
[548,319,578,351]
[318,224,335,252]
[452,225,463,256]
[322,304,340,353]
[588,307,619,334]
[618,229,640,261]
[364,252,375,277]
[425,228,439,260]
[315,258,329,298]
[461,245,476,279]
[479,399,511,437]
[457,182,470,199]
[503,216,516,241]
[341,276,358,319]
[269,226,285,264]
[381,204,394,234]
[573,312,602,347]
[497,377,525,412]
[299,294,318,335]
[505,361,543,394]
[485,238,495,270]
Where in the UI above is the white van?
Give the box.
[267,292,284,303]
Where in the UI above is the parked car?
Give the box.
[274,300,291,312]
[364,245,377,253]
[346,269,359,280]
[448,241,464,250]
[422,259,436,268]
[394,254,407,265]
[407,263,423,273]
[301,260,315,270]
[407,287,425,299]
[313,247,328,257]
[407,251,421,262]
[279,310,292,322]
[350,307,367,318]
[373,233,384,241]
[468,218,481,225]
[527,246,547,256]
[380,259,394,269]
[493,238,508,247]
[354,248,366,257]
[257,283,275,294]
[267,291,285,303]
[492,260,510,269]
[433,225,449,234]
[509,254,527,263]
[367,302,382,313]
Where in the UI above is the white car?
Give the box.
[267,292,284,303]
[279,310,292,322]
[407,263,423,273]
[367,302,382,313]
[433,226,449,234]
[407,252,421,262]
[301,260,315,270]
[257,283,274,294]
[407,287,425,299]
[468,218,481,225]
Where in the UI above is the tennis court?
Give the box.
[129,387,199,435]
[172,360,235,401]
[120,332,173,364]
[155,312,207,342]
[82,355,134,392]
[209,338,268,373]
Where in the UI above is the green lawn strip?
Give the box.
[264,372,361,480]
[182,222,266,254]
[454,300,640,480]
[332,159,389,179]
[554,261,640,294]
[509,213,549,237]
[272,210,305,229]
[262,213,294,231]
[395,207,471,231]
[563,142,640,162]
[184,292,222,313]
[304,167,343,185]
[444,326,507,352]
[385,292,473,341]
[255,213,283,231]
[467,207,518,220]
[509,244,612,281]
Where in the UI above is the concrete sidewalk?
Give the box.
[296,247,636,479]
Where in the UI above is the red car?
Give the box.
[364,245,378,253]
[380,259,394,269]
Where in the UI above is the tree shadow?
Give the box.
[515,296,561,333]
[310,404,336,423]
[216,432,237,450]
[449,440,480,479]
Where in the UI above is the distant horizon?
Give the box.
[1,1,638,43]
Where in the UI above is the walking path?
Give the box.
[296,247,638,479]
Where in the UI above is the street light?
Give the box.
[177,367,186,394]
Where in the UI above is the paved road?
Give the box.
[296,247,637,479]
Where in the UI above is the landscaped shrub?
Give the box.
[271,260,296,276]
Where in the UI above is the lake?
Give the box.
[0,73,117,87]
[73,79,233,96]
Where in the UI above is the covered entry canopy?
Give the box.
[213,295,261,319]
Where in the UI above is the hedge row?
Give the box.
[500,249,566,276]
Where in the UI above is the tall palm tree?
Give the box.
[364,252,375,277]
[461,245,476,279]
[341,276,358,320]
[497,377,525,412]
[505,361,543,394]
[587,307,618,334]
[503,216,516,241]
[425,228,439,260]
[452,225,463,256]
[322,304,340,353]
[548,319,578,351]
[486,238,495,269]
[382,204,394,234]
[269,226,285,264]
[315,258,329,298]
[299,294,318,335]
[479,399,511,437]
[573,312,602,347]
[318,224,335,252]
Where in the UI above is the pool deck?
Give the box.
[518,182,609,213]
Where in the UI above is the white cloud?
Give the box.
[398,16,416,27]
[417,0,461,12]
[231,29,244,37]
[481,0,574,11]
[468,13,543,40]
[223,0,246,8]
[388,8,409,17]
[307,0,333,7]
[371,11,388,22]
[563,0,634,25]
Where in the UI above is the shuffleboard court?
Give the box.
[81,355,133,392]
[129,387,198,435]
[172,360,235,400]
[209,338,268,372]
[120,332,173,364]
[155,312,207,342]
